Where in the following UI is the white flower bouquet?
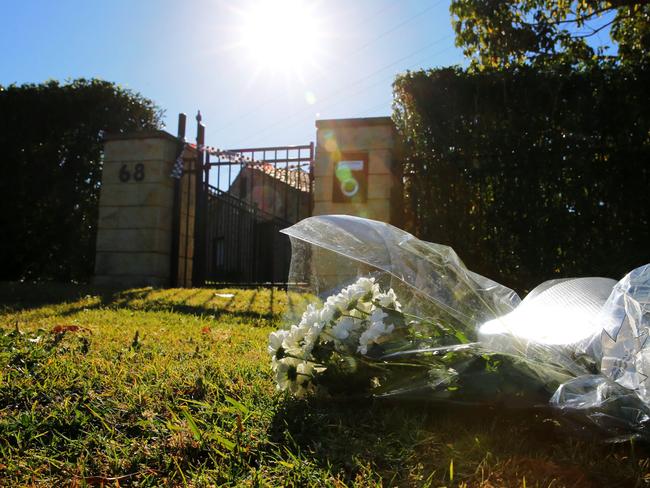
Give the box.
[268,215,650,440]
[269,272,552,402]
[268,277,402,396]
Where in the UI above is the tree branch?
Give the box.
[574,17,618,37]
[517,2,639,28]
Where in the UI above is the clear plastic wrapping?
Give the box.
[270,215,650,440]
[550,265,650,440]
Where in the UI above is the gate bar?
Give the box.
[192,111,206,286]
[169,113,186,287]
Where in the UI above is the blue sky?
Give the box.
[0,0,465,149]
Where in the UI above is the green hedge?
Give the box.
[393,66,650,292]
[0,79,162,282]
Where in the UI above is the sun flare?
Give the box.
[237,0,322,74]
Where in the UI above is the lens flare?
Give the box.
[304,91,317,105]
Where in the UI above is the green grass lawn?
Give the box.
[1,283,648,487]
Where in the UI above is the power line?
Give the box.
[235,43,454,145]
[357,0,405,26]
[232,39,454,146]
[211,0,445,134]
[210,0,404,133]
[232,36,452,144]
[258,48,456,145]
[293,97,395,142]
[352,0,446,55]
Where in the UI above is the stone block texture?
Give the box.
[312,117,402,226]
[94,131,192,287]
[175,153,196,288]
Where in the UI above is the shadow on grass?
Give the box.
[0,282,282,324]
[0,282,105,310]
[268,396,650,487]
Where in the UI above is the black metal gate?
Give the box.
[179,113,314,287]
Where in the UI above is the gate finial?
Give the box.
[196,110,202,123]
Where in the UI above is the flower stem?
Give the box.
[382,307,466,342]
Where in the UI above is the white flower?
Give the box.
[369,308,389,325]
[358,310,393,354]
[268,276,405,395]
[340,277,378,305]
[323,277,379,316]
[274,357,301,391]
[354,277,380,299]
[354,299,374,315]
[298,304,320,328]
[302,321,325,356]
[325,293,349,313]
[376,289,402,311]
[274,358,318,396]
[292,361,320,397]
[268,329,290,359]
[319,303,337,323]
[282,305,328,359]
[330,317,357,341]
[282,324,307,357]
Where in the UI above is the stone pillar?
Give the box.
[94,130,192,287]
[310,117,403,292]
[175,145,197,288]
[313,117,402,225]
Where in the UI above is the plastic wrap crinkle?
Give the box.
[279,215,650,440]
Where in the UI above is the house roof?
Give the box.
[241,163,311,192]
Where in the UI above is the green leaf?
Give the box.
[224,395,249,415]
[210,431,236,451]
[181,408,202,441]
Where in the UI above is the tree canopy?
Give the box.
[0,79,163,282]
[450,0,650,68]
